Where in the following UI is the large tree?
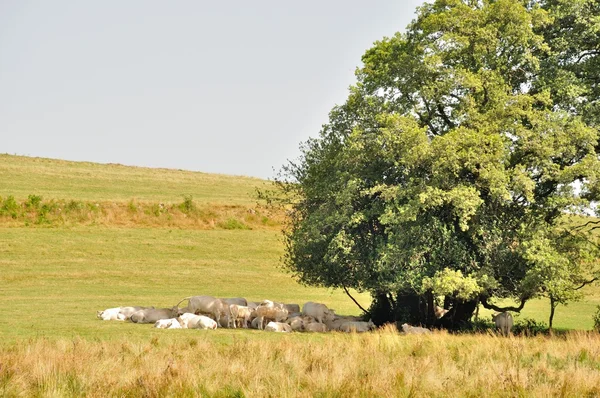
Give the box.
[277,0,600,329]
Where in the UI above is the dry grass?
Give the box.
[0,196,284,230]
[1,328,600,397]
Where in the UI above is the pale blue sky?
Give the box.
[1,1,425,178]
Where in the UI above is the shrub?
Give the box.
[66,200,84,212]
[179,195,196,214]
[0,195,19,218]
[218,218,250,230]
[593,305,600,333]
[127,200,138,213]
[512,318,548,336]
[25,194,42,209]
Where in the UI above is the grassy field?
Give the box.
[2,154,600,396]
[0,154,268,204]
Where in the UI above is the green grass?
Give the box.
[0,227,370,342]
[0,154,268,204]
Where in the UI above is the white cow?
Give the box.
[97,307,126,321]
[401,323,432,335]
[177,313,218,330]
[339,320,375,333]
[264,321,292,333]
[492,312,513,336]
[154,318,182,329]
[287,317,306,332]
[176,296,229,326]
[130,307,179,324]
[302,302,336,324]
[325,315,362,331]
[305,322,328,333]
[229,304,254,328]
[118,306,154,320]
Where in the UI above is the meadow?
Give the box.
[1,154,600,396]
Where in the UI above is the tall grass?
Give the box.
[1,329,599,397]
[0,195,283,230]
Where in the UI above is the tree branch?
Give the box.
[574,277,599,290]
[480,296,528,313]
[342,284,371,317]
[572,219,600,231]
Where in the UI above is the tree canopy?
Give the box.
[277,0,600,328]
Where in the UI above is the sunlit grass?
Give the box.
[0,154,268,204]
[0,227,370,342]
[1,329,600,397]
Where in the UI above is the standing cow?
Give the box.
[175,296,229,326]
[492,312,513,336]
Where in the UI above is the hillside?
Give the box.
[0,154,268,204]
[0,154,283,229]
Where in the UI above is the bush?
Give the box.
[0,195,19,218]
[179,195,196,214]
[512,318,548,336]
[593,305,600,333]
[218,218,249,230]
[25,194,42,209]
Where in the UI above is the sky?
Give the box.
[1,1,425,179]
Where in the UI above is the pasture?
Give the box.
[2,154,600,396]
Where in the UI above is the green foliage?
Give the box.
[512,318,549,336]
[218,218,250,230]
[179,194,196,214]
[0,196,19,218]
[421,269,495,301]
[277,0,600,327]
[25,194,42,209]
[593,306,600,333]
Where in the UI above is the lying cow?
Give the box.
[97,307,126,321]
[325,315,362,331]
[492,312,513,336]
[154,318,182,329]
[305,322,328,333]
[177,313,218,330]
[264,321,292,333]
[339,320,375,333]
[401,323,432,334]
[119,306,154,320]
[302,302,336,324]
[130,307,179,324]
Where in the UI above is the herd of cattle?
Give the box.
[97,295,376,333]
[97,295,514,335]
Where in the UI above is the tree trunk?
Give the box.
[549,295,557,332]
